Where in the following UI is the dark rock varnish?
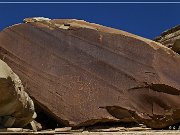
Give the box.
[0,17,180,128]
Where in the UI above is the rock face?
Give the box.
[154,25,180,54]
[0,18,180,129]
[0,59,35,128]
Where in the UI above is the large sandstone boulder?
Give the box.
[0,17,179,129]
[0,59,35,128]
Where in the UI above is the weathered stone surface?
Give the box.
[0,59,35,128]
[0,17,180,129]
[30,120,42,131]
[55,127,72,132]
[154,25,180,54]
[172,39,180,54]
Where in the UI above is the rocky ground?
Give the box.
[0,127,180,135]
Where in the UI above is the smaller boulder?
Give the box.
[0,59,36,128]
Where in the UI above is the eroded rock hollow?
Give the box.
[0,17,179,129]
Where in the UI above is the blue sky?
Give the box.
[0,1,180,39]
